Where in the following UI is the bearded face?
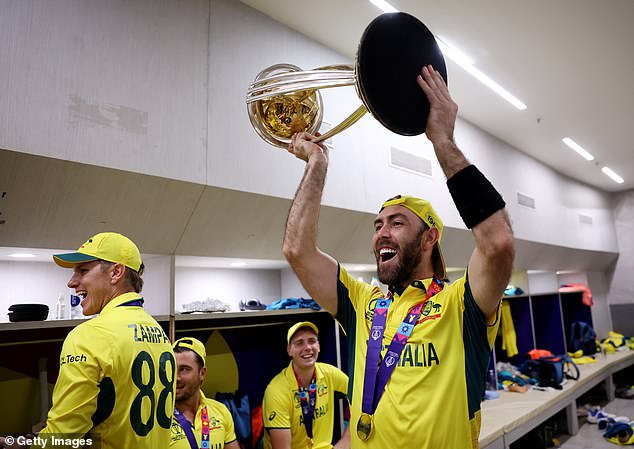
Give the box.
[375,230,424,287]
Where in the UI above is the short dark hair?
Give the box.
[174,346,205,369]
[98,260,144,293]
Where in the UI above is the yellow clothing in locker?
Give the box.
[501,301,518,358]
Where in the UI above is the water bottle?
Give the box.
[486,369,497,391]
[54,293,66,320]
[69,291,82,319]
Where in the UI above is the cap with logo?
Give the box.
[53,232,143,273]
[287,321,319,344]
[380,195,446,279]
[173,337,207,363]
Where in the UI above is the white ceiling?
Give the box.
[240,0,634,193]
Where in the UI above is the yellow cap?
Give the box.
[287,321,319,344]
[381,195,446,279]
[53,232,143,272]
[173,337,207,363]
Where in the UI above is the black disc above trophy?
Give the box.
[356,12,447,136]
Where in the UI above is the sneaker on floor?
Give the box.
[598,417,616,431]
[588,408,616,424]
[587,407,605,423]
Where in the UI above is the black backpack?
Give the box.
[569,321,598,355]
[520,354,580,389]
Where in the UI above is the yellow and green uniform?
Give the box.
[170,392,237,449]
[36,292,175,449]
[263,361,348,449]
[337,266,499,449]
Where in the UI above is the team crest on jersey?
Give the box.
[418,300,442,323]
[171,420,184,436]
[367,297,378,319]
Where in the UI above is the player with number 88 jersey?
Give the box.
[32,233,176,449]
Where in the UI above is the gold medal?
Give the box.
[306,437,313,448]
[356,413,374,440]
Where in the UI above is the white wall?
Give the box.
[0,0,209,183]
[141,254,173,316]
[608,190,634,304]
[0,260,70,323]
[527,271,559,295]
[0,254,172,323]
[280,267,309,299]
[586,271,613,338]
[174,266,282,312]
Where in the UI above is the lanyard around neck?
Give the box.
[361,276,444,414]
[292,366,317,439]
[174,405,210,449]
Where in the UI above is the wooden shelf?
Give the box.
[173,308,325,332]
[479,351,634,449]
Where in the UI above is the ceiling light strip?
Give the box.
[9,253,37,258]
[369,0,398,13]
[562,137,594,161]
[601,167,624,184]
[437,41,526,110]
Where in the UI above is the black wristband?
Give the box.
[447,165,505,228]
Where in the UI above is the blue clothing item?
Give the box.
[504,286,525,296]
[266,298,322,311]
[498,370,530,386]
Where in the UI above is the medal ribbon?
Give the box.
[293,367,317,439]
[201,406,210,449]
[361,276,444,414]
[174,406,210,449]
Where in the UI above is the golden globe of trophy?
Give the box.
[246,12,447,148]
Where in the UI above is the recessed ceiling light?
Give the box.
[9,253,36,258]
[353,265,367,271]
[601,167,624,184]
[230,261,247,267]
[562,137,594,161]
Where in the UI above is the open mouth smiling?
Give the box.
[379,248,397,262]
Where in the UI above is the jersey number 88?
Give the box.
[130,350,175,436]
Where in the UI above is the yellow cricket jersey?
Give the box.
[336,266,499,449]
[170,392,237,449]
[263,361,348,449]
[35,292,176,449]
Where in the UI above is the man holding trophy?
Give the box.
[275,12,515,447]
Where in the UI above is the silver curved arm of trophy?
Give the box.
[246,64,368,148]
